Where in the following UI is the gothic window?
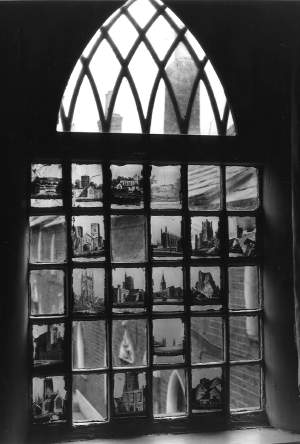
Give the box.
[29,0,263,437]
[57,0,236,136]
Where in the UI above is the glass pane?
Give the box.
[205,61,226,118]
[146,15,176,61]
[188,165,221,210]
[152,267,183,307]
[111,215,146,263]
[160,80,180,134]
[226,166,259,210]
[127,0,157,28]
[72,321,106,369]
[153,369,187,417]
[72,216,105,261]
[129,42,158,116]
[151,165,181,209]
[32,376,66,423]
[166,42,197,118]
[72,163,103,207]
[200,80,217,135]
[230,316,260,361]
[89,39,121,117]
[114,371,146,416]
[112,267,145,312]
[111,164,143,209]
[229,266,259,310]
[191,317,224,364]
[30,270,64,316]
[153,318,185,364]
[73,268,105,314]
[227,111,236,135]
[190,266,221,307]
[191,216,220,257]
[108,14,138,59]
[30,216,67,263]
[60,59,82,118]
[192,367,223,412]
[33,324,65,367]
[112,319,147,368]
[31,164,62,207]
[185,30,205,61]
[151,216,182,260]
[230,365,261,411]
[228,216,256,258]
[73,374,107,423]
[72,75,100,132]
[112,77,141,133]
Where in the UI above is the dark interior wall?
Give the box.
[0,1,300,442]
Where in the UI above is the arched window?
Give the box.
[57,0,236,136]
[29,0,263,438]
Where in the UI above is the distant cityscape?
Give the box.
[191,270,220,303]
[192,219,220,256]
[113,272,145,306]
[192,376,223,410]
[72,174,102,205]
[33,377,66,423]
[72,221,104,258]
[229,218,256,257]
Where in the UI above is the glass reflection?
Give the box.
[112,319,147,368]
[226,166,259,210]
[30,216,67,263]
[111,215,146,263]
[30,270,64,315]
[73,374,107,423]
[153,369,186,417]
[72,321,106,370]
[188,165,220,210]
[153,318,185,364]
[191,317,223,364]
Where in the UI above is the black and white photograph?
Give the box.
[151,216,182,260]
[112,268,145,311]
[72,163,103,207]
[72,268,105,313]
[153,318,185,364]
[150,165,181,209]
[111,215,147,263]
[112,319,148,368]
[72,374,107,423]
[191,216,220,257]
[111,164,143,208]
[190,266,221,306]
[152,267,183,310]
[228,216,256,257]
[72,215,105,261]
[191,368,223,412]
[226,166,259,211]
[32,376,67,423]
[188,165,221,210]
[30,269,65,316]
[31,164,63,207]
[30,215,67,263]
[33,324,65,367]
[114,371,146,416]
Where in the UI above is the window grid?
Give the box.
[29,161,263,427]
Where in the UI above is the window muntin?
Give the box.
[29,163,263,426]
[57,0,236,135]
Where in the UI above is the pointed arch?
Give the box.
[57,0,236,136]
[166,369,185,414]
